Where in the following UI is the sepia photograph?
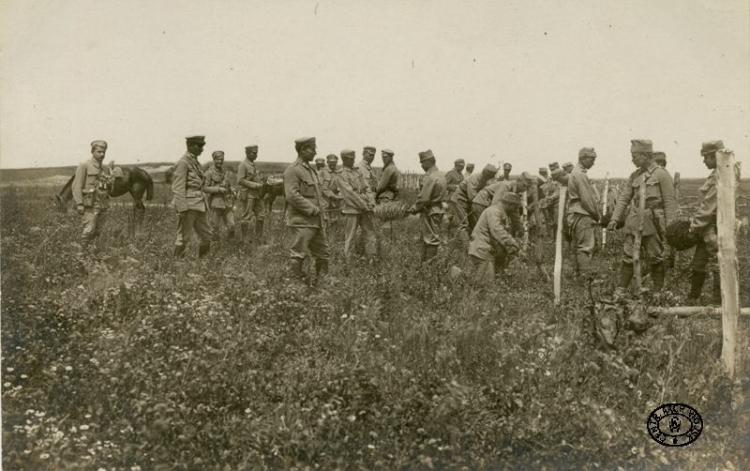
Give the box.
[1,0,749,468]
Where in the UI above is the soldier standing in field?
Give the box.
[540,165,560,238]
[465,163,475,178]
[203,151,236,240]
[334,149,377,260]
[283,137,330,279]
[236,145,266,242]
[468,192,523,284]
[566,148,602,279]
[607,139,677,296]
[314,157,326,172]
[358,146,378,192]
[72,140,112,248]
[444,159,466,227]
[563,162,574,174]
[653,151,676,268]
[375,149,399,203]
[408,149,447,262]
[317,154,342,227]
[451,164,497,241]
[685,140,738,304]
[172,135,212,258]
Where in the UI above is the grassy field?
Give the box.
[2,178,749,469]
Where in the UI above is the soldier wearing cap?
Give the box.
[317,154,342,224]
[566,147,602,279]
[608,139,677,295]
[283,137,331,278]
[654,151,667,169]
[540,164,560,237]
[562,162,574,174]
[357,146,378,192]
[375,149,400,203]
[685,140,739,304]
[172,136,212,258]
[236,144,266,241]
[203,151,236,240]
[72,140,112,248]
[472,178,526,235]
[538,167,549,183]
[468,192,523,284]
[451,164,497,241]
[465,163,475,178]
[444,159,466,227]
[314,157,326,171]
[408,150,447,262]
[332,149,377,260]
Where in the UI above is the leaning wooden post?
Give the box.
[634,181,646,293]
[716,150,739,379]
[522,190,529,249]
[554,185,567,305]
[601,173,610,247]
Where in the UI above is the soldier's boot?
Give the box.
[198,243,210,259]
[173,244,186,258]
[255,221,265,243]
[710,271,722,306]
[650,263,666,292]
[315,259,329,278]
[423,245,439,262]
[686,271,707,303]
[289,258,304,279]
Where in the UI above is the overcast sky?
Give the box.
[1,0,748,178]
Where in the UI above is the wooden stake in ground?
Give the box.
[522,190,529,250]
[601,173,609,247]
[716,150,740,379]
[554,185,567,305]
[633,180,646,293]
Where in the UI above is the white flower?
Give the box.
[50,366,57,372]
[40,453,50,460]
[65,366,73,372]
[80,424,90,431]
[7,367,14,372]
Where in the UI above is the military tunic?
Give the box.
[450,173,488,239]
[444,169,464,198]
[375,161,400,202]
[414,166,447,247]
[357,160,378,192]
[333,166,377,259]
[610,162,677,265]
[72,158,111,244]
[566,163,601,271]
[283,158,330,261]
[237,159,265,227]
[203,165,236,239]
[172,152,212,247]
[469,205,521,282]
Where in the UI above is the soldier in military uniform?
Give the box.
[72,140,112,248]
[317,154,342,227]
[314,157,326,171]
[172,136,213,258]
[203,151,236,240]
[283,137,331,278]
[654,151,667,169]
[408,150,447,262]
[607,139,677,295]
[562,162,574,174]
[237,145,266,242]
[333,149,377,260]
[444,159,465,227]
[375,149,399,203]
[465,163,475,178]
[540,163,560,237]
[358,146,378,192]
[472,175,524,235]
[502,162,513,181]
[567,148,602,279]
[468,192,523,283]
[451,164,497,241]
[686,140,736,304]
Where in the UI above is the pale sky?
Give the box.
[1,0,748,178]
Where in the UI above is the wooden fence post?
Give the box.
[522,190,529,249]
[602,173,609,247]
[634,181,646,293]
[554,185,567,305]
[716,150,739,379]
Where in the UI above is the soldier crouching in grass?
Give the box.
[607,139,677,297]
[407,149,447,263]
[283,137,331,279]
[203,151,236,241]
[468,192,523,285]
[172,135,213,258]
[72,140,111,248]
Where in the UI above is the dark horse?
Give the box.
[55,166,154,225]
[260,176,285,214]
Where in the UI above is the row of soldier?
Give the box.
[70,136,731,303]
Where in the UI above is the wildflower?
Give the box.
[6,367,14,372]
[40,453,50,460]
[3,382,10,387]
[80,424,90,431]
[65,366,73,372]
[50,366,57,372]
[347,415,356,422]
[21,374,28,379]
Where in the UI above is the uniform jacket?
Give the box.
[333,166,374,215]
[376,161,400,200]
[610,162,677,236]
[444,169,465,198]
[540,179,560,209]
[203,165,233,209]
[690,165,741,235]
[357,160,378,191]
[567,163,601,220]
[451,173,486,207]
[72,158,111,209]
[317,167,336,210]
[237,159,264,200]
[172,152,207,212]
[469,205,521,261]
[283,158,324,228]
[414,166,446,215]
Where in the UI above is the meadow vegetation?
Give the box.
[2,180,749,469]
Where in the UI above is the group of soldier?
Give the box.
[70,135,733,302]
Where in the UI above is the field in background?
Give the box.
[1,178,749,469]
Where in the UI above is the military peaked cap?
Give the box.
[363,146,376,152]
[482,164,498,176]
[701,140,724,156]
[381,149,394,156]
[562,161,574,168]
[186,135,206,145]
[630,139,653,153]
[653,151,666,160]
[90,140,108,149]
[341,149,355,158]
[454,159,465,164]
[212,151,225,159]
[419,149,435,162]
[245,145,258,151]
[326,154,339,161]
[314,157,325,163]
[295,137,316,145]
[579,147,596,158]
